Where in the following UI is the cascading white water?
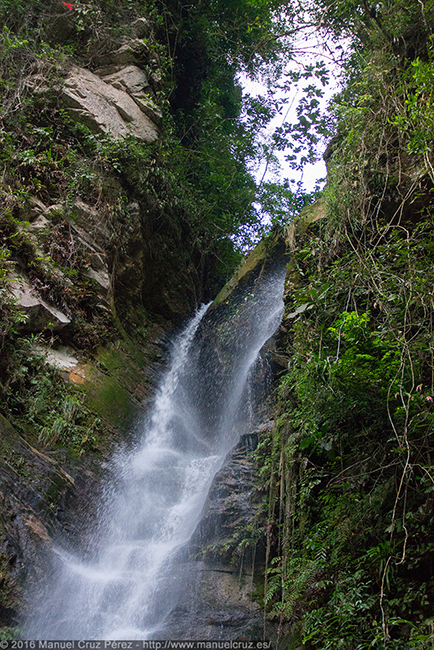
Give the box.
[24,265,285,640]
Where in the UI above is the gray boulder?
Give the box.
[101,65,162,125]
[131,94,163,126]
[9,274,70,331]
[62,66,159,142]
[101,65,149,95]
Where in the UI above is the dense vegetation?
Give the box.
[255,1,434,647]
[0,0,302,454]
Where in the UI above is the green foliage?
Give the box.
[0,248,27,343]
[263,215,434,644]
[392,51,434,185]
[254,4,434,646]
[257,181,320,226]
[0,0,321,515]
[4,338,101,453]
[0,627,19,641]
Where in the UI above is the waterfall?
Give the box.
[24,264,286,640]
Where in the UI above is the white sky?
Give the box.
[241,32,345,193]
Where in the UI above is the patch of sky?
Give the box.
[240,30,347,196]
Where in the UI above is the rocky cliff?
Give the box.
[0,9,222,631]
[0,0,287,629]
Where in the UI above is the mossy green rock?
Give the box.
[66,331,163,438]
[211,226,287,310]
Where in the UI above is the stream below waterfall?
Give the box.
[23,263,286,640]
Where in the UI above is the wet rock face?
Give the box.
[157,252,287,641]
[163,426,276,641]
[184,433,264,639]
[164,560,264,641]
[191,432,261,562]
